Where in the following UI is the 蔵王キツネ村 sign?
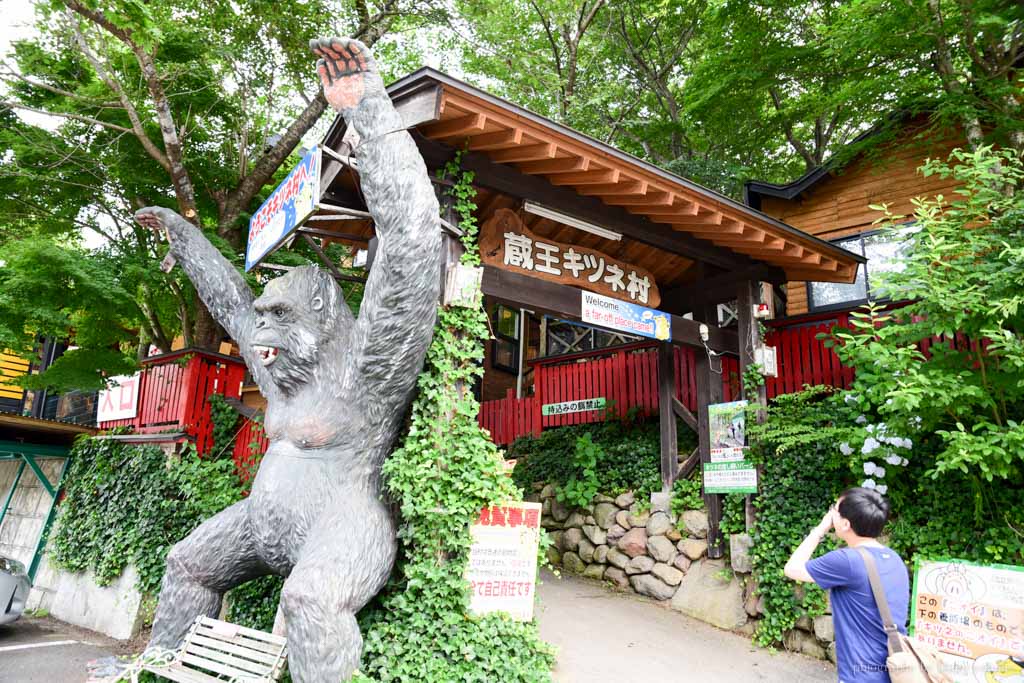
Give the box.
[479,209,661,306]
[909,558,1024,682]
[709,400,748,461]
[97,374,141,423]
[245,146,321,271]
[580,291,671,341]
[466,502,542,621]
[542,397,606,417]
[703,461,758,494]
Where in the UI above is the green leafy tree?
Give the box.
[0,0,443,387]
[830,146,1024,481]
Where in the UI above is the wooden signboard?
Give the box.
[479,209,661,308]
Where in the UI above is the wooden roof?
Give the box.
[318,68,863,285]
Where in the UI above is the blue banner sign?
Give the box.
[245,146,321,271]
[580,291,671,341]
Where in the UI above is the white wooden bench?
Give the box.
[136,616,288,682]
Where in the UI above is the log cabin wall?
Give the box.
[754,119,964,316]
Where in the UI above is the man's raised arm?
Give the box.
[312,38,442,437]
[135,206,256,348]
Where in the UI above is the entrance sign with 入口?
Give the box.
[542,397,606,417]
[466,502,542,621]
[709,400,748,461]
[97,373,141,423]
[245,145,321,271]
[703,461,758,494]
[909,558,1024,683]
[479,209,661,307]
[580,292,671,341]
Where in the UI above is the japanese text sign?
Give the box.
[709,400,748,461]
[541,397,606,417]
[97,373,140,423]
[466,502,542,621]
[245,146,321,271]
[581,291,671,341]
[703,461,758,494]
[910,559,1024,682]
[479,209,661,307]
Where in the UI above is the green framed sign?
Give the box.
[703,461,757,494]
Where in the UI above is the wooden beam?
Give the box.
[696,343,725,559]
[670,212,724,228]
[676,446,701,481]
[658,342,679,493]
[576,181,647,197]
[422,112,487,140]
[607,191,675,207]
[480,267,738,352]
[672,397,698,432]
[296,226,370,243]
[412,138,756,270]
[517,156,590,174]
[489,143,556,163]
[548,169,619,186]
[467,128,523,151]
[736,279,766,531]
[639,202,701,218]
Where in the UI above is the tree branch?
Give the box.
[0,100,132,133]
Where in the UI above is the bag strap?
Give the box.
[854,546,905,653]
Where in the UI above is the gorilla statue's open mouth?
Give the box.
[253,344,280,366]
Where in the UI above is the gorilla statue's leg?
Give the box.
[280,503,396,682]
[149,499,265,650]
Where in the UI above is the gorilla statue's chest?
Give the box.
[263,403,343,449]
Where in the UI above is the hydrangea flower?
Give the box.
[863,461,878,476]
[862,437,880,454]
[885,453,903,466]
[901,438,913,449]
[901,457,909,466]
[862,478,877,489]
[856,415,868,424]
[866,424,875,433]
[876,484,888,495]
[840,442,854,456]
[875,466,885,478]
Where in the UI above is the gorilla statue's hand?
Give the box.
[311,38,384,113]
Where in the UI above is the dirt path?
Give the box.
[536,569,836,683]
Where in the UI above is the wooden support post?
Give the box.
[657,341,678,494]
[696,342,725,559]
[736,279,768,531]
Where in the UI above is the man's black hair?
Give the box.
[838,487,890,538]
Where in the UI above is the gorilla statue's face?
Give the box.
[251,266,341,395]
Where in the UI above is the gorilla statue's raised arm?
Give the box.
[133,38,442,683]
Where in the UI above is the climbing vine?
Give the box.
[745,388,851,646]
[207,393,241,460]
[50,438,244,596]
[351,152,555,682]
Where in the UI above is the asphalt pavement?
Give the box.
[0,617,119,683]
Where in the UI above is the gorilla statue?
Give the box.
[134,38,442,682]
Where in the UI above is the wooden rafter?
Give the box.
[577,181,647,197]
[517,156,590,174]
[467,128,523,151]
[548,169,619,186]
[422,112,486,140]
[604,191,675,207]
[490,143,556,163]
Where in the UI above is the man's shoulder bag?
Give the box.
[855,546,952,683]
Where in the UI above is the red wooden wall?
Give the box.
[98,349,246,455]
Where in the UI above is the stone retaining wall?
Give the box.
[529,485,836,663]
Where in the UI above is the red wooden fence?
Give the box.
[478,312,858,446]
[98,349,247,455]
[233,417,270,482]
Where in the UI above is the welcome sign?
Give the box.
[580,291,671,341]
[245,146,321,271]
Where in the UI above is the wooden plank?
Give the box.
[671,397,698,432]
[422,112,486,140]
[177,653,263,680]
[605,191,675,207]
[576,181,647,196]
[676,446,701,481]
[658,342,678,492]
[143,664,222,683]
[184,643,274,675]
[197,619,287,647]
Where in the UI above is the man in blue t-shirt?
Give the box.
[784,487,910,683]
